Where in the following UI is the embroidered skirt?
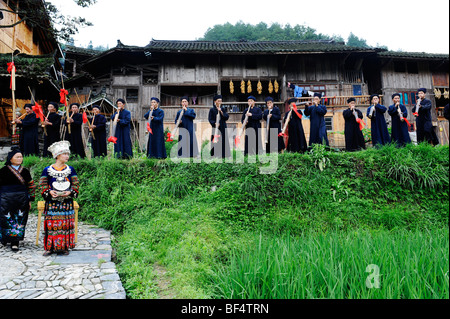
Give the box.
[0,185,29,243]
[43,199,75,252]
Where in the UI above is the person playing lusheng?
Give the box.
[241,96,263,156]
[412,88,439,145]
[283,98,307,153]
[39,141,79,256]
[112,99,133,159]
[42,102,61,158]
[262,97,284,153]
[304,93,329,147]
[388,93,411,147]
[65,103,86,159]
[175,96,198,158]
[89,105,107,157]
[0,148,36,252]
[14,104,40,157]
[343,98,366,151]
[144,97,167,159]
[208,94,231,158]
[367,94,391,147]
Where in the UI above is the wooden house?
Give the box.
[377,50,449,144]
[64,39,449,150]
[0,0,60,140]
[70,39,385,149]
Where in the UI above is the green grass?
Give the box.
[212,229,449,299]
[13,143,449,299]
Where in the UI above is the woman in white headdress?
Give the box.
[39,141,79,256]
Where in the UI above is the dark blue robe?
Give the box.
[112,109,133,159]
[343,108,366,151]
[19,113,40,157]
[241,106,263,156]
[208,107,230,158]
[144,108,167,159]
[412,98,439,145]
[66,113,86,159]
[43,112,61,157]
[388,104,411,147]
[283,109,307,153]
[175,108,198,158]
[367,104,391,147]
[304,104,329,146]
[263,107,285,153]
[91,114,107,157]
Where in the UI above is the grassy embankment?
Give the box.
[22,143,449,299]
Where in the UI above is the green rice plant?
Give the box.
[212,229,449,299]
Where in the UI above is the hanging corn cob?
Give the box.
[241,80,246,94]
[257,80,262,95]
[230,80,234,94]
[274,80,279,93]
[444,89,449,99]
[247,80,252,94]
[434,88,442,99]
[268,80,273,94]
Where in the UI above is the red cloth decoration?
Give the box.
[356,118,366,131]
[234,136,241,146]
[82,112,88,124]
[7,62,15,90]
[166,133,174,142]
[403,118,412,130]
[32,103,44,121]
[413,112,419,117]
[289,103,302,119]
[107,136,118,144]
[147,122,153,135]
[59,89,69,105]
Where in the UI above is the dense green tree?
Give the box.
[346,32,370,48]
[201,21,343,42]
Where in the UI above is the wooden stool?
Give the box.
[36,201,79,246]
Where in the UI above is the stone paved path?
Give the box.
[0,213,126,299]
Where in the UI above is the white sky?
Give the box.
[48,0,449,54]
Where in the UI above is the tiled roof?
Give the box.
[378,51,449,60]
[146,39,383,54]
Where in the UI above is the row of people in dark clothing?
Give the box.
[12,102,108,159]
[12,88,447,161]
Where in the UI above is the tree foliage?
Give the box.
[200,21,345,42]
[200,21,382,49]
[346,32,370,48]
[0,0,97,42]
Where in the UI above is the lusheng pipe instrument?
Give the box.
[368,104,376,119]
[213,107,221,144]
[108,109,120,144]
[146,106,154,135]
[396,102,411,128]
[11,112,27,124]
[413,98,421,117]
[353,106,366,131]
[75,88,95,140]
[167,108,185,142]
[42,111,50,136]
[235,108,250,146]
[8,59,17,135]
[279,101,308,138]
[265,108,272,144]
